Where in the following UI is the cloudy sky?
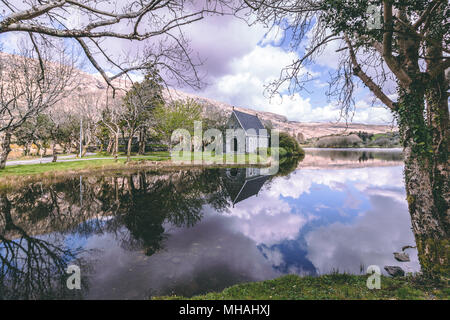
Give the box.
[178,14,395,125]
[0,3,396,125]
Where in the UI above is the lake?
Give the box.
[0,148,419,299]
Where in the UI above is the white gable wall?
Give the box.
[225,111,269,154]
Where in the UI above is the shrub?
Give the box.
[278,147,288,157]
[369,137,392,147]
[368,133,400,147]
[265,147,287,157]
[278,132,305,156]
[315,134,363,148]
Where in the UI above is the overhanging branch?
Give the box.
[345,35,396,111]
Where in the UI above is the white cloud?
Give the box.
[305,192,420,275]
[196,41,394,124]
[200,45,314,119]
[224,192,307,246]
[185,15,270,78]
[267,166,405,200]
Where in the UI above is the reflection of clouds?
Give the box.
[314,204,330,211]
[260,246,284,267]
[267,166,405,199]
[305,193,420,275]
[343,189,362,209]
[223,192,307,245]
[364,188,407,204]
[83,213,279,299]
[80,164,417,299]
[215,166,414,277]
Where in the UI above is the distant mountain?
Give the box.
[165,89,397,141]
[76,72,397,140]
[1,51,396,141]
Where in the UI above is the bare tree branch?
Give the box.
[0,1,237,92]
[344,35,396,111]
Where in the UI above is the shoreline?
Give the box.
[154,274,448,300]
[0,147,405,187]
[0,158,272,189]
[303,147,403,152]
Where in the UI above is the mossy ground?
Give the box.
[154,274,449,300]
[0,151,271,178]
[0,153,169,176]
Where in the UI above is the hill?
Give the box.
[165,89,397,141]
[1,51,396,141]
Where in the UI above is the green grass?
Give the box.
[371,133,391,140]
[0,152,171,177]
[1,159,126,176]
[154,274,449,300]
[170,151,270,164]
[0,151,271,180]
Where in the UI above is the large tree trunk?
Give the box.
[403,146,449,279]
[0,130,12,169]
[138,128,146,155]
[106,137,113,154]
[24,142,31,156]
[398,84,449,279]
[392,13,450,279]
[126,134,133,162]
[52,141,57,162]
[114,133,119,162]
[81,144,89,157]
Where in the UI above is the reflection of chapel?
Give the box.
[225,108,269,154]
[222,168,270,206]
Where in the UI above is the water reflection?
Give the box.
[305,148,403,161]
[302,148,403,168]
[0,150,421,299]
[0,192,86,299]
[222,168,271,206]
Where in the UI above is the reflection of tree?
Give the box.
[358,152,374,162]
[0,169,232,262]
[276,155,304,177]
[0,167,268,298]
[309,149,403,162]
[0,194,85,299]
[113,170,230,255]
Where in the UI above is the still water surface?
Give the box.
[0,148,419,299]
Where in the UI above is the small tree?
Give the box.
[0,43,77,168]
[122,70,164,162]
[101,97,124,161]
[153,99,202,149]
[74,93,103,157]
[14,120,37,156]
[45,109,75,162]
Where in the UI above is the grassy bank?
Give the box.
[155,274,449,300]
[0,153,169,176]
[0,151,273,189]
